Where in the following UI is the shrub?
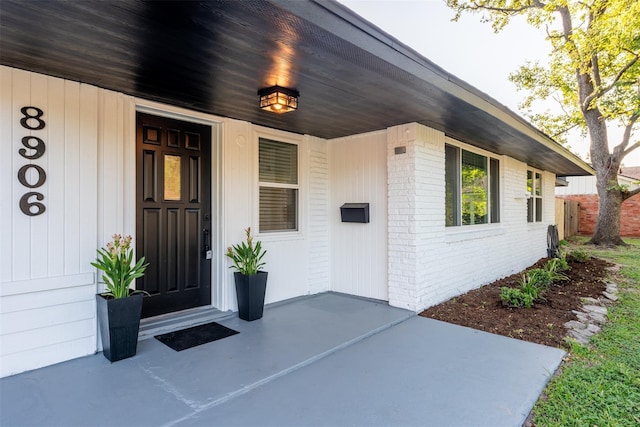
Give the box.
[500,256,571,308]
[569,249,590,263]
[544,259,570,282]
[550,255,570,272]
[500,273,545,308]
[500,286,536,308]
[527,268,554,289]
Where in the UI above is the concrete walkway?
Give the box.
[0,293,564,427]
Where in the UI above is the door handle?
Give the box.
[203,228,212,259]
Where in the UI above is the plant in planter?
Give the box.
[91,234,148,362]
[226,227,268,321]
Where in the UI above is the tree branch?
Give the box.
[622,186,640,201]
[620,112,640,156]
[551,122,581,138]
[591,54,602,88]
[587,8,597,82]
[611,112,640,163]
[583,54,640,108]
[622,140,640,159]
[452,0,547,15]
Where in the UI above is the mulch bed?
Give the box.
[419,257,611,348]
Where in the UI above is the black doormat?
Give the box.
[155,322,239,351]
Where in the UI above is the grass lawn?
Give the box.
[533,237,640,427]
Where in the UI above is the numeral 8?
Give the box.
[20,106,46,130]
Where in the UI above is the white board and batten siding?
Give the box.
[1,66,99,377]
[222,125,331,309]
[555,175,639,196]
[329,131,388,301]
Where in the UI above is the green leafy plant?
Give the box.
[550,254,570,273]
[526,268,554,289]
[521,271,547,299]
[500,285,536,308]
[545,258,570,281]
[91,234,148,299]
[226,227,267,275]
[501,268,553,308]
[569,249,590,263]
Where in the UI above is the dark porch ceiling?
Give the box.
[0,0,592,176]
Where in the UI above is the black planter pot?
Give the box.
[234,271,268,321]
[96,293,143,362]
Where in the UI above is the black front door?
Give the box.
[136,112,212,318]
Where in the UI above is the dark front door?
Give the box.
[136,112,212,318]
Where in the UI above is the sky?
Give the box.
[337,0,640,167]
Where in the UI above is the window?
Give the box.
[527,169,543,222]
[445,144,500,227]
[259,138,298,232]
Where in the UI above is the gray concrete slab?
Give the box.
[181,317,565,427]
[0,293,563,427]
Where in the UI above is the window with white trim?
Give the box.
[527,169,543,222]
[445,144,500,226]
[259,138,298,232]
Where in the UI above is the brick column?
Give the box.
[387,123,445,311]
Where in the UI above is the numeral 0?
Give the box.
[17,164,47,188]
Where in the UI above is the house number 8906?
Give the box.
[18,106,47,216]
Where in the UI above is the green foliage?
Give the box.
[447,1,640,244]
[534,238,640,426]
[91,234,148,299]
[545,258,570,280]
[500,256,571,307]
[461,161,488,224]
[570,249,591,263]
[526,267,554,289]
[549,255,570,273]
[226,227,267,275]
[447,1,640,138]
[607,180,630,193]
[500,285,536,308]
[501,271,545,307]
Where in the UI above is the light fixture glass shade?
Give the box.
[258,86,299,113]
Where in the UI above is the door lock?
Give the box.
[203,228,212,260]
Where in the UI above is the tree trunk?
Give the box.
[589,167,626,246]
[583,106,626,246]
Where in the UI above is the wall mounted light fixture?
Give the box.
[258,85,299,113]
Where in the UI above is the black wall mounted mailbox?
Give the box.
[340,203,370,223]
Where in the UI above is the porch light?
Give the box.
[258,86,299,113]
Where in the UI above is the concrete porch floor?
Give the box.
[0,292,564,427]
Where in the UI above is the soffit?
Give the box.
[0,0,592,175]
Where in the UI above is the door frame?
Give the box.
[130,100,225,312]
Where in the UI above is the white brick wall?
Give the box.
[387,123,555,312]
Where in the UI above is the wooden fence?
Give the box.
[564,199,580,238]
[555,198,580,239]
